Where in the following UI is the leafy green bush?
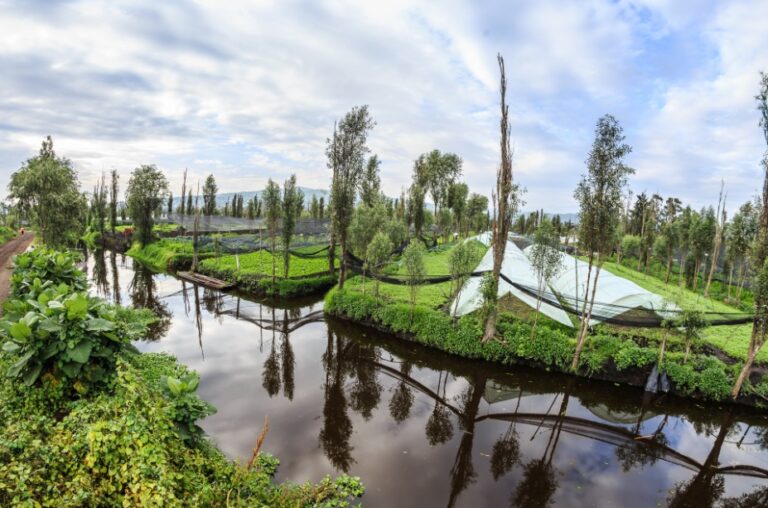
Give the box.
[0,226,16,244]
[0,288,148,392]
[10,249,86,299]
[161,372,216,443]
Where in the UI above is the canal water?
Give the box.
[85,250,768,507]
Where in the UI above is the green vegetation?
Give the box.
[7,136,87,247]
[325,286,750,403]
[0,249,364,506]
[127,239,202,272]
[0,226,16,244]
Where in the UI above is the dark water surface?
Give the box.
[85,250,768,507]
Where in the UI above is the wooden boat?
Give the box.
[176,271,235,290]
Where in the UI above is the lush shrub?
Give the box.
[10,249,86,299]
[0,226,16,244]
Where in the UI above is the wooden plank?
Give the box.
[177,271,235,290]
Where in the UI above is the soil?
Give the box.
[0,233,35,313]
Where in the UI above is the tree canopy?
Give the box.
[125,165,168,246]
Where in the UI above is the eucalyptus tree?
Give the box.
[327,105,376,288]
[125,165,169,246]
[281,174,303,278]
[726,201,758,302]
[466,193,489,234]
[7,136,87,247]
[675,207,695,289]
[359,155,381,208]
[109,169,119,234]
[413,150,463,218]
[263,179,282,285]
[571,114,634,370]
[704,182,727,297]
[408,183,426,238]
[732,70,768,398]
[528,219,564,339]
[448,182,469,237]
[691,207,716,291]
[202,174,218,216]
[483,54,519,343]
[659,196,682,283]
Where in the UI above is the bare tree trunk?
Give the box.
[338,233,347,289]
[574,252,594,354]
[572,259,601,371]
[658,327,669,365]
[727,265,734,300]
[731,347,758,399]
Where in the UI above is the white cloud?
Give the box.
[0,0,765,213]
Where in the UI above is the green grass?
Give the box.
[599,259,761,363]
[127,239,195,272]
[345,239,487,308]
[200,246,337,279]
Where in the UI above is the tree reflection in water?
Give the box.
[425,371,454,446]
[262,308,281,398]
[319,329,355,472]
[490,389,522,480]
[109,251,121,305]
[91,248,109,298]
[446,373,486,508]
[128,261,171,340]
[280,309,295,400]
[389,360,414,423]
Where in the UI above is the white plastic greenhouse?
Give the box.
[450,233,676,327]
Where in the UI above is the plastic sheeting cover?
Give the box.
[451,237,574,327]
[523,246,678,324]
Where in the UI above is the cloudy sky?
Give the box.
[0,0,766,213]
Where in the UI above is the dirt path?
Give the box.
[0,233,35,309]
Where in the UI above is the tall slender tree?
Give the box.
[202,174,218,216]
[571,115,633,370]
[732,71,768,398]
[328,106,375,288]
[109,169,119,234]
[263,179,282,285]
[482,54,517,342]
[704,182,727,297]
[179,168,187,215]
[281,175,303,278]
[360,155,381,207]
[125,165,168,246]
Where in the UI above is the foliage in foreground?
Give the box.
[0,249,364,506]
[325,287,752,403]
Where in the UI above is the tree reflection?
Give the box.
[389,361,414,423]
[109,250,121,305]
[91,249,109,298]
[615,398,670,471]
[128,262,171,340]
[425,371,454,446]
[667,412,734,508]
[511,388,569,508]
[348,342,382,420]
[490,389,522,480]
[262,309,281,397]
[446,373,487,508]
[280,309,295,400]
[319,329,355,472]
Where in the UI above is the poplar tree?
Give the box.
[281,175,303,278]
[179,168,187,215]
[732,71,768,398]
[125,165,168,246]
[413,150,462,218]
[571,115,633,370]
[327,106,375,288]
[92,172,108,236]
[263,179,282,285]
[482,54,518,342]
[186,189,193,216]
[109,169,119,234]
[360,155,381,207]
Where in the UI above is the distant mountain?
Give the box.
[170,186,330,209]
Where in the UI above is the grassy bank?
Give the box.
[325,286,767,406]
[599,258,765,363]
[0,248,364,506]
[197,245,340,297]
[126,239,212,272]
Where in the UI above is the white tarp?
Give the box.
[524,246,678,324]
[451,236,574,327]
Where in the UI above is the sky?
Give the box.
[0,0,766,214]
